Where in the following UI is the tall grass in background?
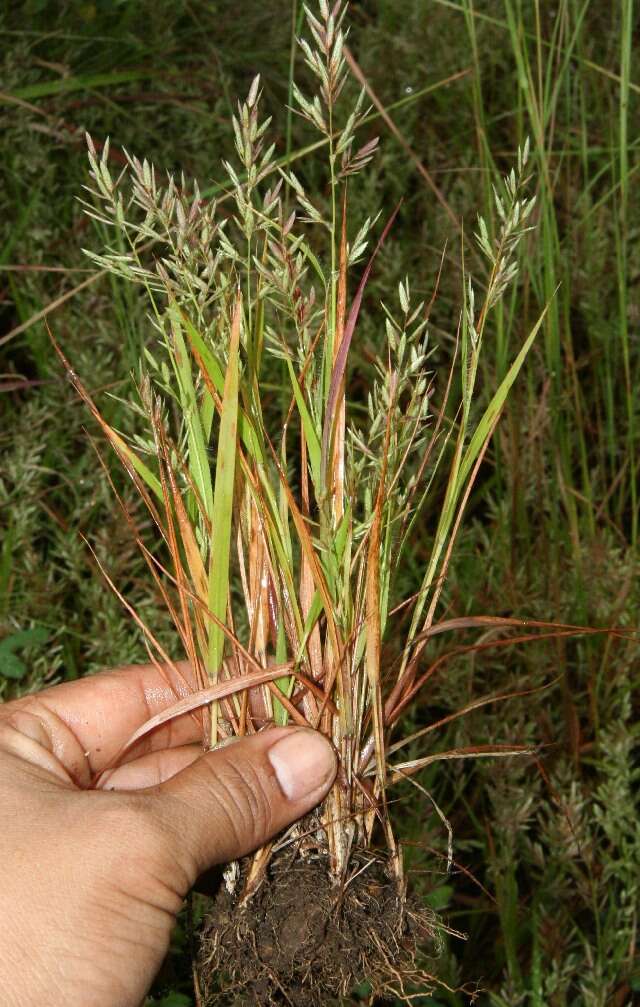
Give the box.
[1,0,638,1003]
[434,4,640,1004]
[464,0,638,550]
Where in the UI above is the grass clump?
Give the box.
[64,2,544,1001]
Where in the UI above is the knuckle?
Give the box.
[204,754,276,849]
[0,702,91,787]
[0,708,48,750]
[0,709,69,784]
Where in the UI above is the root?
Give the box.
[198,849,443,1006]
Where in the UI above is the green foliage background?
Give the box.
[1,1,638,1004]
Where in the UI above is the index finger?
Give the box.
[1,660,202,779]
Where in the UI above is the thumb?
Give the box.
[142,727,337,883]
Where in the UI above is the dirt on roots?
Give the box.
[198,850,441,1006]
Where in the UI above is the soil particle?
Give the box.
[198,850,440,1005]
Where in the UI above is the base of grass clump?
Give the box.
[198,849,440,1006]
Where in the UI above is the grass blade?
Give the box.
[207,291,242,745]
[458,299,552,488]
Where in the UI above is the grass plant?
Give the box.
[62,3,549,1000]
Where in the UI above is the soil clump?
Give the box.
[199,850,440,1005]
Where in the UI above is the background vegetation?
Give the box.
[1,1,638,1004]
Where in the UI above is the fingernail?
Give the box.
[268,729,336,801]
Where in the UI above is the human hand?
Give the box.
[0,662,336,1007]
